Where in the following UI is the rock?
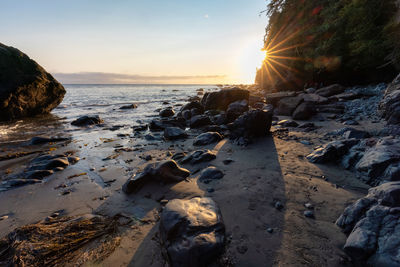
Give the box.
[199,167,224,182]
[164,127,187,140]
[301,93,329,105]
[329,92,361,101]
[336,182,400,266]
[315,84,345,97]
[159,197,225,267]
[303,210,314,218]
[26,170,54,180]
[145,155,152,161]
[180,150,216,164]
[159,107,175,117]
[383,163,400,181]
[276,95,303,116]
[223,159,234,165]
[379,73,400,125]
[119,103,137,109]
[149,118,185,131]
[343,120,359,125]
[300,140,312,145]
[193,132,222,146]
[201,88,249,111]
[343,129,370,139]
[29,136,70,145]
[71,115,103,126]
[229,109,273,139]
[277,119,298,127]
[0,43,66,121]
[292,102,315,120]
[133,125,148,132]
[122,160,190,193]
[274,201,284,210]
[306,139,359,163]
[172,152,186,161]
[265,91,297,107]
[45,157,69,169]
[226,100,249,122]
[356,137,400,185]
[305,88,316,94]
[298,122,315,128]
[190,115,212,128]
[212,113,227,125]
[180,101,204,113]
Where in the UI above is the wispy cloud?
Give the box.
[53,72,226,84]
[204,14,209,19]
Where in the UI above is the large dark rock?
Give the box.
[336,182,400,266]
[122,160,190,193]
[229,109,273,140]
[201,88,249,111]
[265,91,296,107]
[164,127,187,140]
[159,197,225,267]
[149,118,185,131]
[306,139,359,163]
[29,136,70,145]
[180,150,216,164]
[380,73,400,125]
[315,84,345,97]
[190,115,212,128]
[226,100,249,122]
[180,101,204,113]
[71,115,103,126]
[276,95,303,116]
[199,166,224,182]
[0,43,66,121]
[160,107,175,117]
[193,132,223,146]
[292,102,315,120]
[356,137,400,185]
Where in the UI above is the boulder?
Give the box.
[265,91,297,107]
[201,88,249,111]
[190,115,212,128]
[199,167,224,182]
[292,102,315,120]
[122,160,190,193]
[301,93,329,105]
[164,127,187,140]
[119,103,137,109]
[71,115,103,126]
[29,136,70,145]
[226,100,249,122]
[277,119,298,127]
[193,132,223,146]
[379,73,400,125]
[315,84,345,97]
[343,129,370,139]
[159,197,225,267]
[160,107,175,117]
[276,95,303,116]
[229,109,273,140]
[180,101,204,113]
[0,43,66,121]
[149,118,185,131]
[306,139,359,163]
[336,182,400,266]
[356,137,400,185]
[180,150,216,164]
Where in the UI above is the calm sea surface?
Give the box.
[0,84,217,143]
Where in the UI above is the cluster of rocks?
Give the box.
[336,182,400,266]
[265,83,386,123]
[2,152,79,190]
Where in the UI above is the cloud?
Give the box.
[204,14,209,19]
[52,72,226,84]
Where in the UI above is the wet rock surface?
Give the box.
[0,42,66,121]
[306,139,359,163]
[122,160,190,193]
[229,109,272,140]
[336,182,400,266]
[159,197,225,267]
[180,150,216,164]
[164,127,187,140]
[193,132,222,146]
[71,115,103,126]
[201,87,249,111]
[199,166,224,182]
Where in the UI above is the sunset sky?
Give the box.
[1,0,267,84]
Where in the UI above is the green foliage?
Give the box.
[256,0,400,90]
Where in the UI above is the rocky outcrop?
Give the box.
[265,91,296,107]
[276,95,303,116]
[71,115,103,126]
[0,43,66,121]
[336,182,400,266]
[201,88,249,111]
[315,84,344,97]
[306,139,359,163]
[226,100,248,122]
[159,197,225,267]
[229,108,273,140]
[164,127,187,140]
[380,73,400,124]
[122,160,190,193]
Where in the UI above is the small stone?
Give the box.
[145,155,152,161]
[267,228,273,233]
[304,203,314,209]
[274,201,284,210]
[160,199,169,205]
[304,210,314,218]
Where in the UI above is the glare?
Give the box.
[238,39,267,84]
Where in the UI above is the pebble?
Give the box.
[274,201,284,210]
[0,215,8,221]
[304,203,314,209]
[304,210,314,218]
[267,228,274,233]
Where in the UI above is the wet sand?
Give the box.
[0,114,377,266]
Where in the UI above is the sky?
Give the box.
[1,1,268,84]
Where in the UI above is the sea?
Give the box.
[0,84,218,144]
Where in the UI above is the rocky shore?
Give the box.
[1,70,400,266]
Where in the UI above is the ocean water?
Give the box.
[0,84,217,144]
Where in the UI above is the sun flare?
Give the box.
[238,39,268,84]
